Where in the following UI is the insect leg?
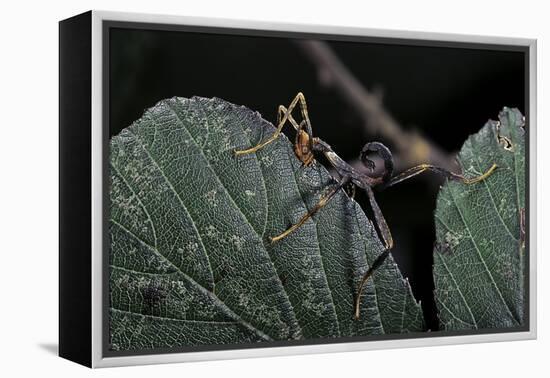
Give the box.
[295,92,314,137]
[384,163,497,188]
[270,175,351,243]
[355,162,497,319]
[354,185,394,320]
[234,92,304,155]
[278,105,301,131]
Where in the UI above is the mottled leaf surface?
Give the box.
[109,96,424,351]
[433,108,526,330]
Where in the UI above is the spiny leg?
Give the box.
[234,92,311,155]
[270,176,351,243]
[384,163,498,188]
[354,185,394,320]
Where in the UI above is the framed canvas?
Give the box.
[59,10,537,368]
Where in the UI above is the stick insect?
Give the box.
[234,92,497,320]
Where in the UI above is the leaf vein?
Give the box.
[110,213,273,341]
[111,162,158,249]
[448,186,520,324]
[126,127,216,290]
[111,308,245,326]
[471,146,518,242]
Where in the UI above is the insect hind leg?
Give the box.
[354,185,393,320]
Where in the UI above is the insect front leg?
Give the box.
[278,104,300,131]
[234,92,310,155]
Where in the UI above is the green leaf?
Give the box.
[109,96,424,351]
[433,108,526,330]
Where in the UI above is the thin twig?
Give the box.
[295,40,456,171]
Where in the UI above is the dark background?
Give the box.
[109,27,526,331]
